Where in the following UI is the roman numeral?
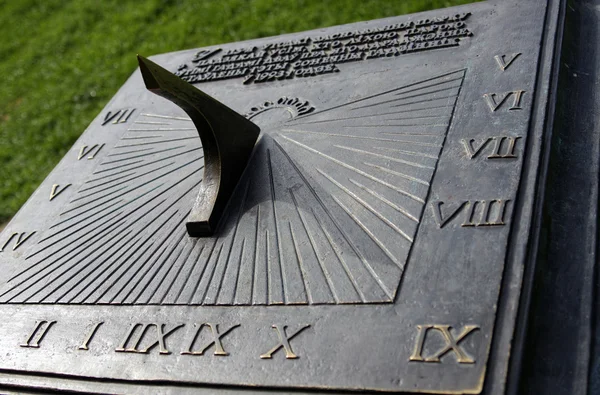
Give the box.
[432,201,468,228]
[78,322,104,351]
[260,324,310,359]
[432,199,510,228]
[461,136,521,159]
[115,323,184,355]
[102,108,135,125]
[77,144,104,160]
[181,323,240,356]
[20,320,56,348]
[461,199,509,227]
[483,90,525,112]
[0,231,36,252]
[49,183,71,201]
[494,53,521,71]
[409,324,479,364]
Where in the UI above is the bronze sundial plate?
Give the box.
[0,0,562,393]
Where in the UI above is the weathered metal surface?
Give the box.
[0,0,565,393]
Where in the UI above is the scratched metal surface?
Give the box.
[0,0,562,393]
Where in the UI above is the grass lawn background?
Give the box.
[0,0,477,224]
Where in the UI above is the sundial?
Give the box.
[0,0,564,393]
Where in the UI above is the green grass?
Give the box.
[0,0,477,223]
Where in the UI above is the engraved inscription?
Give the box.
[77,144,104,160]
[433,200,510,228]
[176,13,472,84]
[260,324,311,360]
[115,323,185,355]
[20,320,56,348]
[102,108,136,125]
[181,323,240,356]
[78,322,104,351]
[461,136,521,159]
[494,53,521,71]
[0,231,36,252]
[49,183,71,201]
[483,90,525,112]
[409,324,479,363]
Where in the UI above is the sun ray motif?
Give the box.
[0,69,465,305]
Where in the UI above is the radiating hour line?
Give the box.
[290,189,337,303]
[363,162,432,186]
[214,180,251,304]
[25,210,124,261]
[334,145,436,169]
[107,147,154,157]
[34,180,174,270]
[140,113,192,121]
[195,243,225,304]
[122,135,164,139]
[1,217,127,301]
[86,177,201,304]
[248,205,261,305]
[7,221,128,303]
[59,179,163,217]
[36,205,125,250]
[158,238,199,304]
[49,165,194,276]
[99,209,182,304]
[392,84,461,102]
[332,195,401,268]
[82,172,136,190]
[279,129,441,146]
[33,227,138,303]
[341,126,443,135]
[115,136,197,148]
[279,134,425,203]
[53,183,162,231]
[273,140,391,300]
[286,69,465,121]
[352,93,459,111]
[392,75,464,96]
[288,221,312,304]
[127,128,196,132]
[267,149,287,305]
[342,123,446,129]
[69,185,129,204]
[171,244,205,304]
[100,145,187,165]
[287,105,453,126]
[310,207,364,302]
[91,160,145,174]
[134,121,171,125]
[228,238,246,304]
[93,147,201,175]
[47,198,124,231]
[361,161,430,185]
[187,242,222,305]
[373,146,439,160]
[129,225,188,304]
[318,169,413,243]
[60,234,145,303]
[348,179,419,223]
[74,240,152,304]
[202,179,250,305]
